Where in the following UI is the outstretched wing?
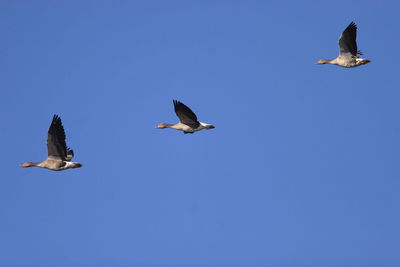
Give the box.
[46,115,73,161]
[173,100,200,129]
[338,21,359,58]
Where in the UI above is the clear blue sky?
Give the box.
[1,1,399,266]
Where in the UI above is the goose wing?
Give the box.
[173,100,200,129]
[46,115,73,161]
[338,22,359,58]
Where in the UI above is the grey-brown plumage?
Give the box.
[155,100,215,133]
[339,21,361,58]
[20,115,82,171]
[315,21,370,68]
[173,100,200,129]
[47,115,74,161]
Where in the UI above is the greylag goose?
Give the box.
[20,115,82,171]
[315,22,370,68]
[156,100,215,134]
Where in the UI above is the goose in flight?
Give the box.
[20,115,82,171]
[315,22,370,68]
[156,100,215,134]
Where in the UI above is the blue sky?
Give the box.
[1,1,399,266]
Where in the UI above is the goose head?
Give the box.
[155,123,169,129]
[20,162,37,168]
[315,59,331,65]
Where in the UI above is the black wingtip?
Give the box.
[52,114,61,124]
[348,21,357,29]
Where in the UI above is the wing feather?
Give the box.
[46,115,71,161]
[338,21,358,58]
[173,100,200,129]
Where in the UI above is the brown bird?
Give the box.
[156,100,215,134]
[20,115,82,171]
[315,22,371,68]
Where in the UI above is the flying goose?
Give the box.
[156,100,215,134]
[315,22,371,68]
[20,115,82,171]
